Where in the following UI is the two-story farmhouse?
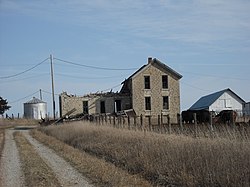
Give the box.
[59,57,182,123]
[120,57,182,123]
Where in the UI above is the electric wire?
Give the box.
[54,57,138,71]
[181,81,213,92]
[55,73,130,80]
[0,73,50,83]
[0,57,49,79]
[41,89,60,96]
[180,70,250,81]
[9,91,40,104]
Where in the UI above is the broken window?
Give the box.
[163,96,169,110]
[115,100,121,112]
[83,101,89,114]
[162,75,168,89]
[145,97,151,110]
[100,101,106,113]
[144,76,150,89]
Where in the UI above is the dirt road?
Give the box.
[0,129,24,187]
[0,129,93,187]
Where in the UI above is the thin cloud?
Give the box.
[1,0,249,46]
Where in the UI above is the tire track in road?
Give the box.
[22,131,93,187]
[0,129,25,187]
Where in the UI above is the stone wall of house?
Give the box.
[59,92,131,117]
[132,63,181,123]
[94,95,131,114]
[59,92,99,117]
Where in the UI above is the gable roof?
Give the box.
[121,58,182,84]
[189,88,245,110]
[152,58,182,79]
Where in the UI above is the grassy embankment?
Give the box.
[38,121,250,187]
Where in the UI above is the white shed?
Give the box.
[189,88,245,114]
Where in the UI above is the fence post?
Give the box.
[105,114,107,123]
[167,115,171,134]
[134,116,137,129]
[148,116,151,131]
[113,116,116,127]
[109,115,111,124]
[209,112,214,132]
[161,113,163,132]
[179,113,183,133]
[123,116,125,126]
[128,116,130,130]
[230,111,235,128]
[193,113,197,137]
[140,114,143,130]
[158,115,161,132]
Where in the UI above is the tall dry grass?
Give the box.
[0,118,39,127]
[40,122,250,186]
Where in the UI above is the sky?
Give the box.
[0,0,249,117]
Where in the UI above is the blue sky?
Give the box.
[0,0,249,117]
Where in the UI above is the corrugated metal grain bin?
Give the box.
[24,97,47,119]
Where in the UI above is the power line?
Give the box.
[180,70,250,81]
[0,57,49,79]
[54,57,138,71]
[0,73,50,83]
[9,91,40,104]
[56,73,130,80]
[41,89,60,96]
[181,81,213,92]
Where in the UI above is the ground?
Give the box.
[0,128,93,187]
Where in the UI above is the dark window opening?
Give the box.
[115,100,121,112]
[144,76,150,89]
[100,101,106,113]
[163,96,169,110]
[83,101,89,114]
[145,97,151,110]
[162,75,168,89]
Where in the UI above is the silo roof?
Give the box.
[24,97,46,104]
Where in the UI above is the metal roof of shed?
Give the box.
[189,88,245,110]
[24,97,46,104]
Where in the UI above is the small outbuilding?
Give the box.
[24,97,47,119]
[189,88,245,114]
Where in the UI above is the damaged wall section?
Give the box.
[59,92,131,117]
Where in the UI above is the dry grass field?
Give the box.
[0,118,38,127]
[32,129,151,187]
[40,121,250,187]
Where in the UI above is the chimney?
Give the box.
[148,57,153,64]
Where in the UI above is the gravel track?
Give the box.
[0,129,93,187]
[0,129,25,187]
[22,131,93,187]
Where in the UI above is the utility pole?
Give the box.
[39,89,42,100]
[50,54,56,120]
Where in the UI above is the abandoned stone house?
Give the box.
[59,57,182,123]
